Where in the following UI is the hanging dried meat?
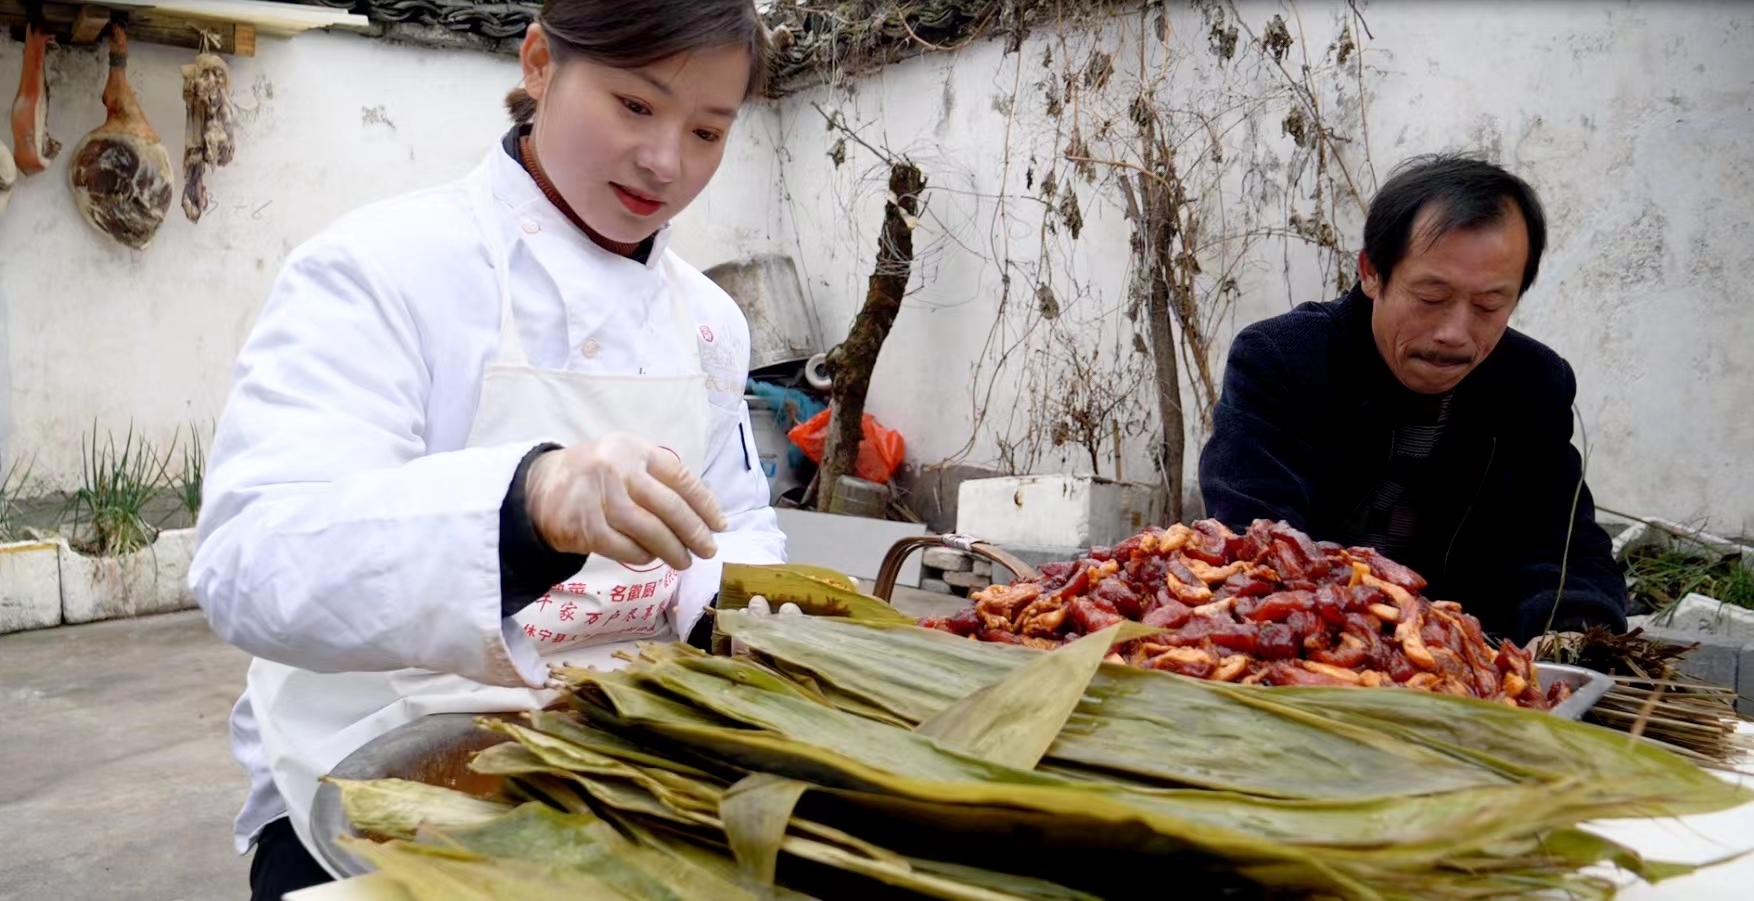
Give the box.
[180,32,237,223]
[11,21,62,176]
[0,143,16,218]
[69,24,175,250]
[921,518,1570,711]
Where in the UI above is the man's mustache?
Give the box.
[1411,350,1474,367]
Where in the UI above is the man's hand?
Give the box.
[1523,631,1585,660]
[525,435,729,570]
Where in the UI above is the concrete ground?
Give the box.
[0,587,963,901]
[0,611,253,901]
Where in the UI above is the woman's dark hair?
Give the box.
[507,0,771,123]
[1362,154,1548,295]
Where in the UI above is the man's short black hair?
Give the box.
[1363,154,1548,295]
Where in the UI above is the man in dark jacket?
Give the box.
[1198,155,1627,645]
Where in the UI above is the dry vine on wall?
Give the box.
[772,1,1379,521]
[944,0,1379,519]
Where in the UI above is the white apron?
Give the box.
[246,164,710,866]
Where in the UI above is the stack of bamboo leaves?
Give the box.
[333,612,1751,901]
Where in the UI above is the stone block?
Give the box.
[1650,593,1754,646]
[1635,625,1743,692]
[60,529,199,625]
[943,570,990,590]
[1739,647,1754,718]
[774,509,926,585]
[922,547,972,572]
[957,474,1166,550]
[0,540,63,634]
[918,578,953,596]
[971,560,993,578]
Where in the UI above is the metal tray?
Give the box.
[310,712,514,880]
[310,665,1615,878]
[1536,662,1615,721]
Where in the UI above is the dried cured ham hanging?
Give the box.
[0,144,16,218]
[69,23,175,250]
[11,20,61,176]
[180,29,237,223]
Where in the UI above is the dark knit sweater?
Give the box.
[1198,287,1628,644]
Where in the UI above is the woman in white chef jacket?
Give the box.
[187,2,787,897]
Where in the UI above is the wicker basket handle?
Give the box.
[871,534,1039,602]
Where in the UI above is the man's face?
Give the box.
[1360,203,1530,394]
[521,27,749,244]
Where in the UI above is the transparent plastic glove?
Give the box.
[526,434,729,570]
[732,595,802,655]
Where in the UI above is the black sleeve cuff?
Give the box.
[1514,588,1628,645]
[686,595,720,651]
[499,443,589,619]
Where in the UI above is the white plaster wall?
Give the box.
[0,28,782,491]
[0,31,520,483]
[2,3,1750,537]
[756,1,1754,535]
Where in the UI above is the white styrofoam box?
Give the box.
[1651,592,1754,646]
[0,540,63,634]
[956,474,1167,550]
[773,509,927,587]
[1610,522,1654,562]
[1643,519,1753,569]
[60,529,199,625]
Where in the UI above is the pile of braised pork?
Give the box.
[920,519,1569,710]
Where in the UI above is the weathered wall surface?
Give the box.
[0,29,781,492]
[2,2,1750,537]
[761,1,1754,535]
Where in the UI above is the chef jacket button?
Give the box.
[521,221,541,234]
[580,340,601,358]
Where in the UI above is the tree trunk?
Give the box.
[819,161,925,514]
[1131,150,1186,524]
[1144,247,1186,524]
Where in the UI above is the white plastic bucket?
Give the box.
[744,394,801,502]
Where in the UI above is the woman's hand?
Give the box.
[525,434,729,569]
[732,595,802,655]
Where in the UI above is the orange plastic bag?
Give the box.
[786,408,906,484]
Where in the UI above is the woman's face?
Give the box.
[520,26,750,244]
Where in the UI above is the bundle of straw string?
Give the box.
[1537,626,1753,771]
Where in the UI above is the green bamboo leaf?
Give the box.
[718,563,914,623]
[907,859,1103,901]
[340,834,637,901]
[720,614,1517,798]
[429,802,765,901]
[328,777,513,841]
[916,622,1128,770]
[523,710,715,779]
[721,773,810,886]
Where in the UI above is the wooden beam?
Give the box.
[122,10,255,56]
[0,2,257,55]
[71,5,109,43]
